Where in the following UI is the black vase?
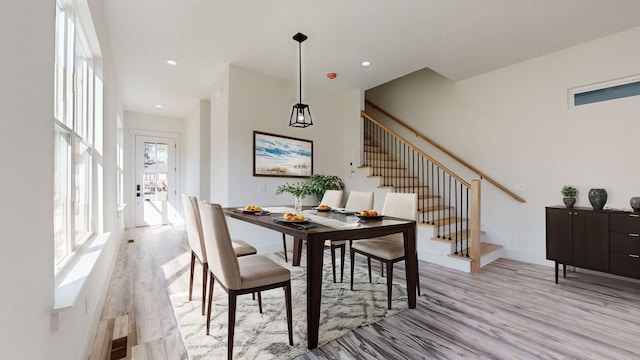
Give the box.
[588,188,607,210]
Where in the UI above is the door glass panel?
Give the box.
[143,142,169,201]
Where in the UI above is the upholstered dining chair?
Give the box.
[326,191,374,282]
[350,192,421,310]
[199,202,293,359]
[181,194,257,316]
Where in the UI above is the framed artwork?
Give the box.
[253,131,313,178]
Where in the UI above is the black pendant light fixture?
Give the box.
[289,32,313,128]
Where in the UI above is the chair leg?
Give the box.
[228,294,237,360]
[284,283,293,346]
[206,274,215,335]
[282,233,288,262]
[189,252,196,301]
[339,244,346,283]
[416,254,421,296]
[258,292,263,313]
[380,261,385,277]
[202,263,208,316]
[350,249,356,291]
[386,261,394,310]
[331,244,337,283]
[367,257,372,283]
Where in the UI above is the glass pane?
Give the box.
[75,138,91,244]
[143,142,169,201]
[574,81,640,106]
[54,129,71,265]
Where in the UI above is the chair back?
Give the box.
[345,191,374,211]
[382,192,418,220]
[319,190,343,208]
[198,202,242,289]
[181,194,207,263]
[380,192,418,243]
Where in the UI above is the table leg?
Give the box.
[292,238,303,266]
[403,225,417,309]
[306,238,324,349]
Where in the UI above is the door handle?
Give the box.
[629,254,640,258]
[629,233,639,237]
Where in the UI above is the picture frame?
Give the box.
[253,131,313,178]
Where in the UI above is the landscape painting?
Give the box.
[253,131,313,178]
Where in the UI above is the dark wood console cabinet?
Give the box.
[546,206,640,283]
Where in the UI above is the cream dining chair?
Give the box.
[326,191,373,282]
[318,190,345,282]
[199,202,293,360]
[350,192,421,310]
[181,194,257,316]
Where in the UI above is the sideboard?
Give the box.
[546,206,640,283]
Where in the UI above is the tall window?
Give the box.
[54,2,97,270]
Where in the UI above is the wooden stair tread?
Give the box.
[418,205,452,212]
[378,185,429,189]
[368,175,417,179]
[421,216,466,227]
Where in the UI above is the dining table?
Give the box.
[223,206,418,350]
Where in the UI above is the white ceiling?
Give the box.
[103,0,640,118]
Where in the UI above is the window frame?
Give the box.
[53,1,98,272]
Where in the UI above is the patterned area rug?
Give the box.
[167,251,408,359]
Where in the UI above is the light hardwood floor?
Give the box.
[97,225,640,359]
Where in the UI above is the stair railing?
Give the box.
[361,111,481,272]
[365,99,525,204]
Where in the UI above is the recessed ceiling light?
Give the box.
[166,60,177,66]
[361,61,371,67]
[155,104,163,108]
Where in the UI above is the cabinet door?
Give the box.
[572,210,609,271]
[546,208,573,264]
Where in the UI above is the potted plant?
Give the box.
[307,174,345,203]
[276,181,313,211]
[561,185,578,208]
[276,173,345,210]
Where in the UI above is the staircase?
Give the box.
[359,111,504,273]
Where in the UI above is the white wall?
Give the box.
[366,26,640,265]
[0,0,125,359]
[210,65,351,253]
[183,100,211,201]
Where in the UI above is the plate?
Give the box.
[243,209,262,214]
[280,219,308,223]
[356,214,384,220]
[316,207,331,212]
[273,217,308,224]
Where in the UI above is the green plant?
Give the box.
[275,173,345,202]
[307,174,345,202]
[561,185,578,197]
[276,181,313,199]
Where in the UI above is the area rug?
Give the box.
[165,251,408,359]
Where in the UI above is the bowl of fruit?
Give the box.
[356,210,383,220]
[281,212,307,223]
[243,205,262,213]
[316,204,331,212]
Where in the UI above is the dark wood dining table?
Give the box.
[223,207,418,350]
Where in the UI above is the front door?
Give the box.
[135,135,177,226]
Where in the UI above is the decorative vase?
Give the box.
[631,197,640,212]
[563,196,576,208]
[294,196,303,212]
[588,188,607,210]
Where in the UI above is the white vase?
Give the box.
[294,197,303,212]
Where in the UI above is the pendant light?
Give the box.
[289,32,313,128]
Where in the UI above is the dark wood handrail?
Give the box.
[364,100,526,203]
